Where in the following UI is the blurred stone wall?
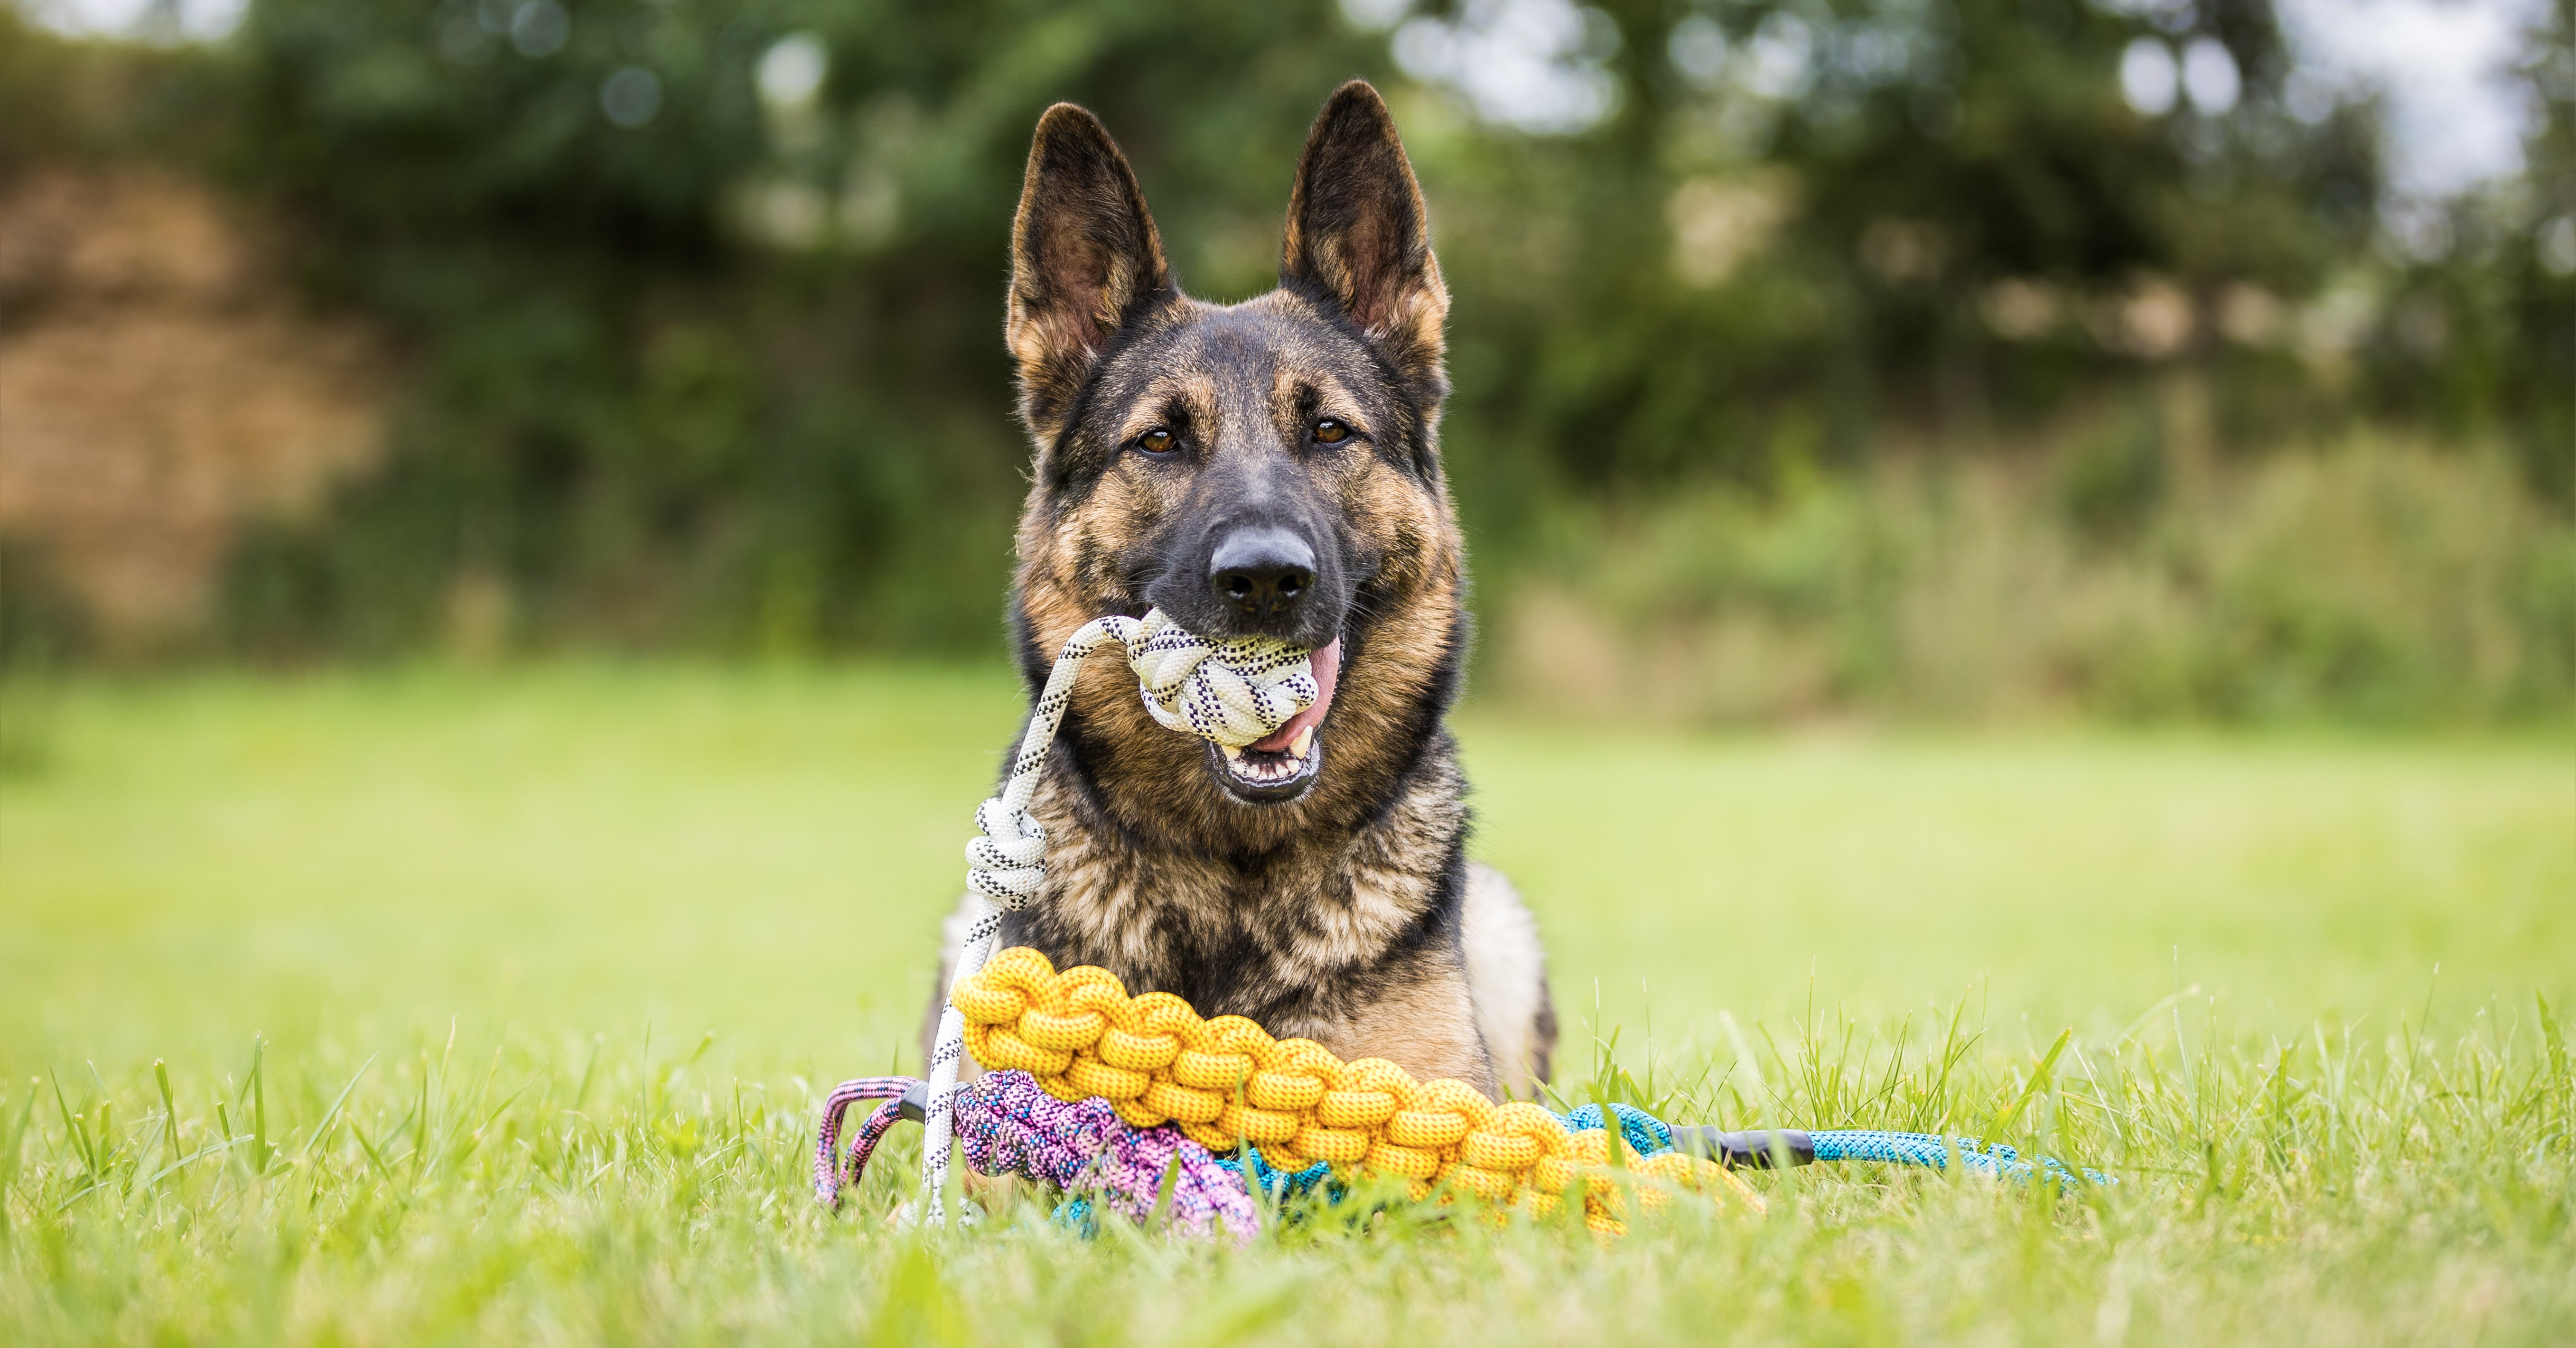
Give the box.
[0,167,381,650]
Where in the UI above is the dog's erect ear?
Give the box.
[1008,103,1174,440]
[1282,81,1448,389]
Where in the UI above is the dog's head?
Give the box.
[1006,82,1464,832]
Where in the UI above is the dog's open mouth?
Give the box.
[1205,637,1340,804]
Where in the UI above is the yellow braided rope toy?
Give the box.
[953,946,1764,1232]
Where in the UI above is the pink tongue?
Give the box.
[1250,638,1339,753]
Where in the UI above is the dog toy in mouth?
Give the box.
[918,608,1334,1224]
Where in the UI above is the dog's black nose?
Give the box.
[1210,526,1316,623]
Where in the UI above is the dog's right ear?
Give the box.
[1007,104,1174,443]
[1282,81,1447,395]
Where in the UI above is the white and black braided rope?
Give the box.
[916,609,1319,1223]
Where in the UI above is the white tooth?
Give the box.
[1290,725,1315,758]
[1222,744,1244,762]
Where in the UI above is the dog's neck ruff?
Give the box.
[917,608,1320,1219]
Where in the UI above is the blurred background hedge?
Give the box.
[0,0,2567,722]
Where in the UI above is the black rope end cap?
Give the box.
[1671,1126,1816,1168]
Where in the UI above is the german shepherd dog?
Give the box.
[927,81,1555,1101]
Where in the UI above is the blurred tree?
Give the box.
[210,0,1395,655]
[2499,0,2574,504]
[0,0,2555,661]
[1429,0,2389,522]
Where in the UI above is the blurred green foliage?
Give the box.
[0,0,2567,707]
[1494,437,2573,722]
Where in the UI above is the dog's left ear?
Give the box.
[1282,81,1448,393]
[1008,103,1175,445]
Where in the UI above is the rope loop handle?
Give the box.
[814,1077,918,1209]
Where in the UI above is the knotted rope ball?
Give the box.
[1115,610,1325,748]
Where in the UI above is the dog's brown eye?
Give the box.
[1136,428,1176,455]
[1313,418,1351,444]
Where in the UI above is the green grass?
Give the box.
[2,667,2570,1344]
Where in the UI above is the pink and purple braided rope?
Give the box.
[815,1070,1258,1243]
[814,1077,915,1208]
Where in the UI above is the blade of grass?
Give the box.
[152,1060,179,1165]
[344,1114,399,1187]
[298,1054,377,1160]
[1147,1150,1182,1233]
[1981,1027,2074,1148]
[138,1134,244,1190]
[47,1070,95,1180]
[244,1035,271,1176]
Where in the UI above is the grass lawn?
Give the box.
[2,666,2569,1344]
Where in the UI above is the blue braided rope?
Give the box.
[1051,1195,1097,1234]
[1554,1102,1677,1156]
[1552,1106,2112,1187]
[1222,1146,1334,1197]
[1810,1130,2113,1186]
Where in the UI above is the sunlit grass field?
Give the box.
[3,667,2570,1344]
